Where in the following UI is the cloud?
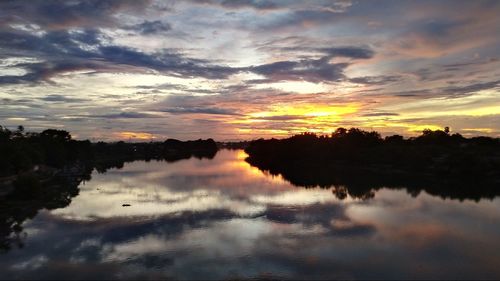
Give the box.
[89,112,161,119]
[219,0,278,10]
[387,5,500,58]
[443,80,500,97]
[246,46,374,83]
[321,47,374,59]
[125,20,172,35]
[1,27,375,86]
[251,59,349,83]
[258,9,344,31]
[0,28,240,84]
[361,112,400,117]
[1,98,34,106]
[0,0,499,139]
[183,0,301,11]
[0,0,151,29]
[375,80,499,99]
[158,107,241,116]
[257,43,374,60]
[253,115,306,121]
[148,94,245,116]
[39,94,89,103]
[350,75,401,85]
[185,0,353,13]
[0,14,374,85]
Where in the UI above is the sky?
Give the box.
[0,0,499,141]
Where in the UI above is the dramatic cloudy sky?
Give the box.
[0,0,499,140]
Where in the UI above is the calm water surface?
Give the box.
[1,150,500,280]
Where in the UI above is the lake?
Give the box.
[1,149,500,280]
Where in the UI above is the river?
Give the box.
[1,149,500,279]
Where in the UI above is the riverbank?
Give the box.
[244,128,500,201]
[1,127,219,203]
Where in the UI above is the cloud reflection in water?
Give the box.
[1,150,500,280]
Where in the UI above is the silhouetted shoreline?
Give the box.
[0,126,217,191]
[2,125,500,252]
[245,127,500,201]
[0,126,218,252]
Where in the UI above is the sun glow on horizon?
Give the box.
[115,131,156,140]
[1,1,498,140]
[243,104,359,122]
[222,103,364,138]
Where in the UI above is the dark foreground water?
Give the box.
[1,150,500,280]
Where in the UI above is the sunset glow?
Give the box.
[0,1,498,140]
[115,132,156,141]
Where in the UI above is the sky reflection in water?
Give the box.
[1,150,500,280]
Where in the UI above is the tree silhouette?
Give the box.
[245,127,500,201]
[0,125,219,252]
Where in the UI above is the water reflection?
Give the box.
[246,153,500,202]
[1,150,500,280]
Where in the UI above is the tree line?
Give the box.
[0,125,218,252]
[0,125,217,177]
[244,127,500,201]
